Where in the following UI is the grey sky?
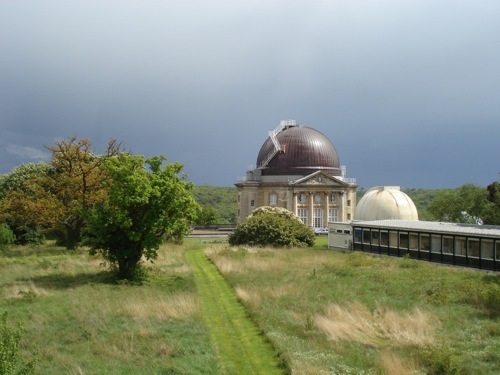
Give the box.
[1,1,499,189]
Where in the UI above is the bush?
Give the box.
[228,206,315,247]
[0,312,37,374]
[0,224,15,250]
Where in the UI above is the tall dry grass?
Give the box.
[315,301,435,348]
[379,352,420,375]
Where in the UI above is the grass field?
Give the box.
[207,237,500,374]
[0,242,218,374]
[1,237,499,374]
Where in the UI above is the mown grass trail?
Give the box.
[185,247,285,375]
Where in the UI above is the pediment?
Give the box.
[292,171,348,187]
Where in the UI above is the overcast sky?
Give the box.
[1,1,499,189]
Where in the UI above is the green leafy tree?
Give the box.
[428,183,493,224]
[228,206,315,247]
[484,181,500,225]
[84,153,199,280]
[195,205,221,225]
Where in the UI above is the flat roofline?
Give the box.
[351,220,500,238]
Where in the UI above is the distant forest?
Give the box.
[192,186,237,224]
[193,186,443,224]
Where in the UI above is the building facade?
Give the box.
[235,120,357,226]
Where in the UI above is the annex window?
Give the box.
[269,193,277,206]
[399,232,409,249]
[455,237,466,256]
[431,235,442,253]
[496,241,500,261]
[297,208,308,225]
[468,238,480,258]
[420,234,430,252]
[371,230,380,246]
[443,236,453,254]
[344,230,351,234]
[389,231,398,247]
[362,229,371,244]
[481,239,494,260]
[409,233,419,250]
[250,199,255,207]
[354,229,362,243]
[328,208,338,223]
[380,231,389,247]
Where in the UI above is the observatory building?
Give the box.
[235,120,357,226]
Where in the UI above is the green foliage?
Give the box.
[420,345,460,375]
[0,312,37,375]
[192,185,237,223]
[195,205,221,225]
[84,153,199,280]
[0,224,16,250]
[428,183,497,224]
[0,162,51,199]
[461,276,500,317]
[485,182,500,225]
[228,206,315,247]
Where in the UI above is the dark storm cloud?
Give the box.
[1,1,499,188]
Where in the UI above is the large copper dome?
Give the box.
[256,125,341,176]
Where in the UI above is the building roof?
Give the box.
[352,220,500,238]
[256,125,341,176]
[355,186,419,221]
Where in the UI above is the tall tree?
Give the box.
[428,183,494,224]
[0,163,51,244]
[84,153,199,280]
[484,181,500,225]
[0,137,120,249]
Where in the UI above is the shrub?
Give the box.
[0,224,15,250]
[228,206,315,247]
[0,312,37,374]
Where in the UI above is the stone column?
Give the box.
[308,192,314,227]
[293,192,298,216]
[341,191,346,222]
[324,192,329,226]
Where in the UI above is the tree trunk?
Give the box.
[117,250,142,280]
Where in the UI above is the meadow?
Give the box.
[0,242,218,374]
[1,238,499,374]
[207,237,499,374]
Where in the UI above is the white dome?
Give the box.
[355,186,418,221]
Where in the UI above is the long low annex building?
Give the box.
[329,220,500,271]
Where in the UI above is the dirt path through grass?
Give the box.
[185,248,285,375]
